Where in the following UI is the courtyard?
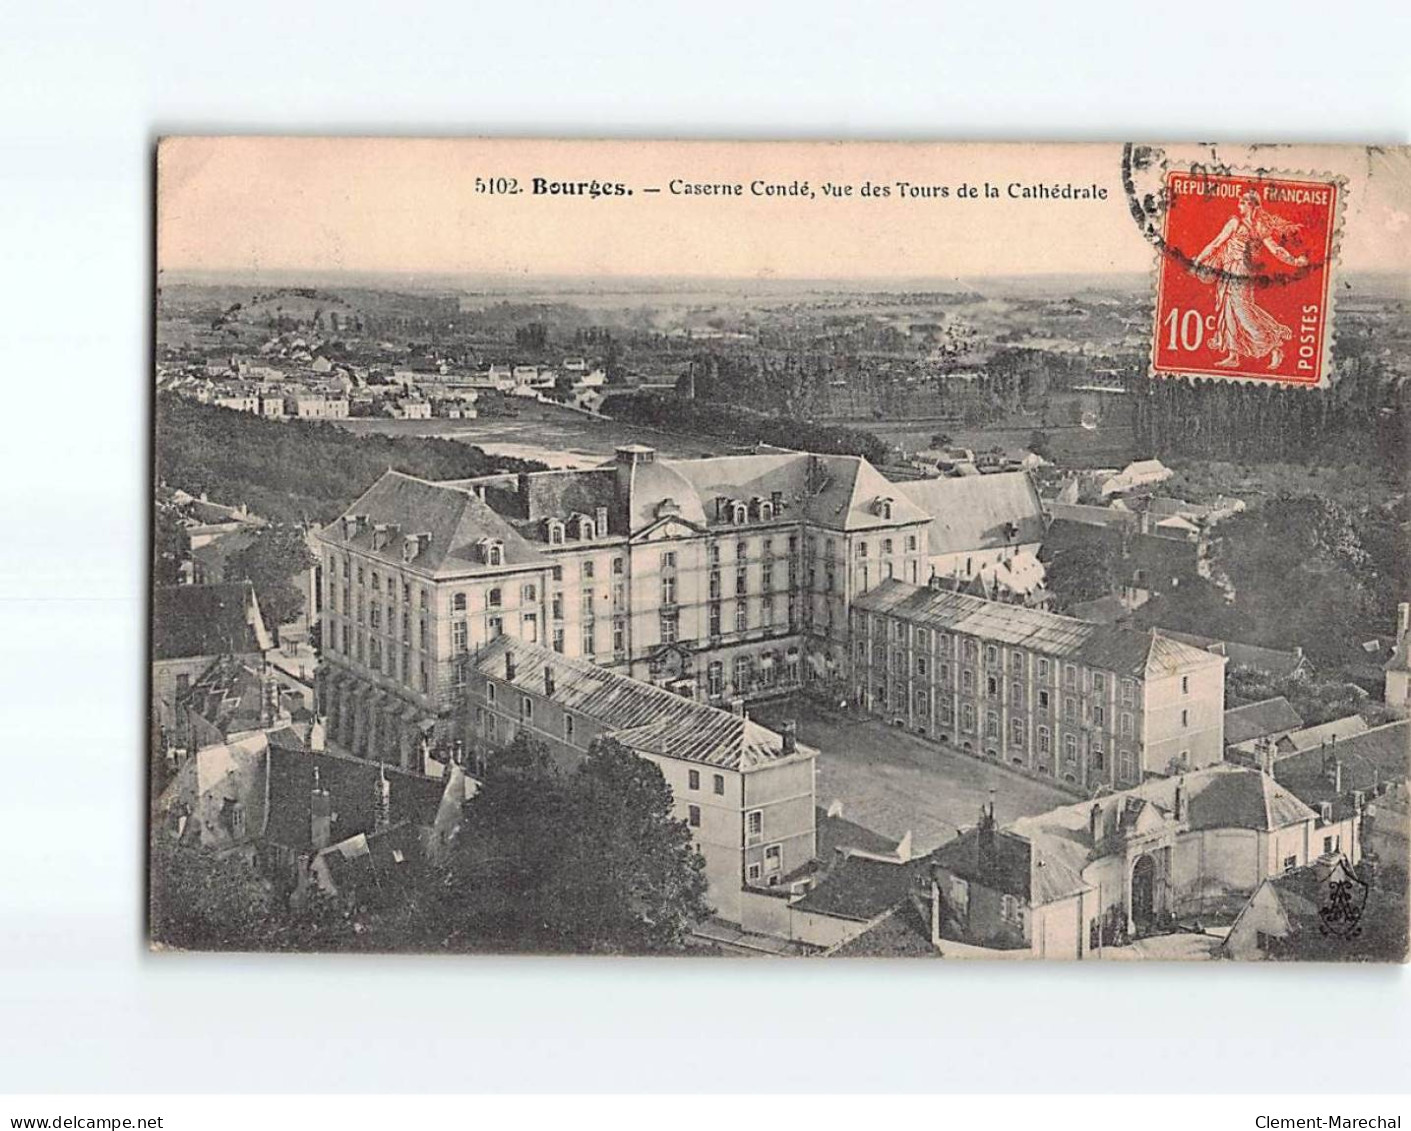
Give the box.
[752,696,1075,855]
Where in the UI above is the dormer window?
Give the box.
[731,502,747,525]
[476,538,505,566]
[572,514,596,541]
[875,497,894,520]
[759,501,774,521]
[546,519,565,546]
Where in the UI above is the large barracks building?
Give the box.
[314,444,943,770]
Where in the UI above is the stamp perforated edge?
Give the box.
[1124,144,1348,392]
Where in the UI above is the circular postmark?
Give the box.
[1120,143,1333,291]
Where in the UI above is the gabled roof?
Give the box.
[320,470,542,577]
[828,902,938,957]
[1224,697,1305,746]
[667,451,929,533]
[153,581,270,660]
[791,854,925,921]
[1274,719,1410,811]
[930,825,1037,901]
[816,455,930,532]
[474,635,814,771]
[1149,629,1309,678]
[895,471,1046,557]
[262,744,448,853]
[1277,715,1370,754]
[854,579,1224,679]
[316,822,427,900]
[179,655,266,738]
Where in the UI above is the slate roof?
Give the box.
[180,655,266,738]
[321,470,542,577]
[1277,715,1369,754]
[262,745,448,853]
[474,635,815,771]
[1045,501,1139,529]
[153,581,270,660]
[930,825,1037,901]
[855,579,1223,679]
[790,854,926,921]
[669,452,930,533]
[816,807,905,860]
[1149,629,1309,678]
[828,903,938,957]
[1274,720,1411,814]
[1224,697,1305,747]
[189,528,259,582]
[316,822,427,900]
[895,471,1046,557]
[1222,641,1308,677]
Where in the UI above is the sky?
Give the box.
[158,138,1411,281]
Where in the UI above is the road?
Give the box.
[752,697,1074,854]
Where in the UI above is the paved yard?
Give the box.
[753,697,1074,854]
[1099,930,1225,961]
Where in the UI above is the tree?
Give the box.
[149,837,282,951]
[442,734,709,953]
[1208,496,1388,671]
[1042,534,1119,607]
[153,503,187,586]
[225,525,316,628]
[551,737,710,952]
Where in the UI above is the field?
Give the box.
[333,399,738,467]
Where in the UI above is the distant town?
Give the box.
[150,275,1410,959]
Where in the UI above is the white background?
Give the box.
[1,0,1408,1095]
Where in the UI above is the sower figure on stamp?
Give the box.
[1192,190,1309,370]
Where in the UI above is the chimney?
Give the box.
[770,489,783,512]
[373,764,391,833]
[544,664,555,697]
[729,697,745,717]
[1174,778,1188,822]
[780,719,797,754]
[716,496,731,521]
[1257,736,1275,777]
[505,651,517,681]
[977,799,997,878]
[1089,802,1103,846]
[517,472,532,508]
[595,505,609,537]
[311,766,332,851]
[372,524,388,552]
[1399,602,1411,638]
[1334,760,1343,794]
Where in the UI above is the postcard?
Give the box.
[151,139,1410,960]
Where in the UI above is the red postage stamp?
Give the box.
[1150,168,1342,387]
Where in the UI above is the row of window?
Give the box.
[329,556,430,610]
[859,624,1138,701]
[328,622,431,692]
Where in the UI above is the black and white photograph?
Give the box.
[149,139,1411,962]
